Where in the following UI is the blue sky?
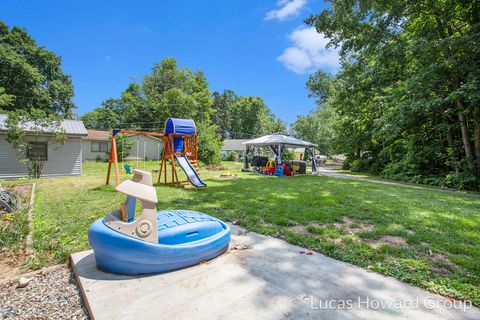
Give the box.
[2,0,338,124]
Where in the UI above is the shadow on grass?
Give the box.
[151,174,480,304]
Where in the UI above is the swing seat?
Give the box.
[124,164,133,174]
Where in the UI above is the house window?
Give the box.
[27,142,48,161]
[91,142,108,153]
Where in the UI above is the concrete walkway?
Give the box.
[316,166,480,197]
[72,225,479,320]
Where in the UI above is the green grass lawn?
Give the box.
[3,160,480,304]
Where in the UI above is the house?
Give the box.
[82,130,164,162]
[221,139,248,157]
[0,114,88,179]
[82,130,110,161]
[293,147,307,160]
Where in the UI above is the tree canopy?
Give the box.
[211,90,286,139]
[0,20,75,117]
[291,71,336,155]
[81,58,223,164]
[300,0,480,190]
[82,58,286,164]
[82,59,214,132]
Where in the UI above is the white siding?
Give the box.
[129,136,163,161]
[0,135,28,178]
[0,135,83,179]
[82,136,164,161]
[82,140,110,161]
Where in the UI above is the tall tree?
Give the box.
[291,70,336,155]
[211,91,286,139]
[142,58,213,126]
[229,96,285,139]
[0,21,75,117]
[211,90,238,139]
[81,58,222,164]
[305,0,480,189]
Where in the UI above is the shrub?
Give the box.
[442,172,480,191]
[225,151,240,162]
[197,122,222,165]
[281,149,296,161]
[348,159,371,172]
[381,161,418,180]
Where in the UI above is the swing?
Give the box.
[124,164,133,174]
[105,128,164,186]
[121,135,134,175]
[120,135,140,175]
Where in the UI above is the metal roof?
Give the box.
[0,114,88,136]
[222,139,249,151]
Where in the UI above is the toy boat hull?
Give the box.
[88,210,231,275]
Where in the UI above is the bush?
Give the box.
[381,161,418,181]
[348,159,371,172]
[197,121,222,165]
[381,161,480,191]
[442,172,480,191]
[281,149,296,161]
[225,151,240,162]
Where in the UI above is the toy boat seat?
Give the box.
[156,210,225,245]
[88,169,231,275]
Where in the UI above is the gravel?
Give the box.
[0,266,89,319]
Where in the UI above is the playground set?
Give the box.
[89,169,230,274]
[105,118,206,188]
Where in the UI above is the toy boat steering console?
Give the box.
[88,169,231,275]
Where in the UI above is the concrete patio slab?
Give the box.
[72,225,479,320]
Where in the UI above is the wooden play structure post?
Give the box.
[106,135,121,186]
[160,134,180,186]
[158,133,198,185]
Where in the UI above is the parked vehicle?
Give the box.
[314,155,327,165]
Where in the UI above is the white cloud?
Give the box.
[265,0,307,21]
[277,27,339,73]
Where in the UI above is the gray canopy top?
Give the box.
[242,133,316,148]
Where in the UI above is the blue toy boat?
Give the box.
[88,170,230,275]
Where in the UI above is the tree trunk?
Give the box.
[474,107,480,158]
[458,112,476,175]
[442,115,454,149]
[473,106,480,174]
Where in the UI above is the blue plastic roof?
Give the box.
[164,118,196,135]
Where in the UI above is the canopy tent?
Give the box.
[242,133,318,173]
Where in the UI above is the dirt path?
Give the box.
[316,166,480,197]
